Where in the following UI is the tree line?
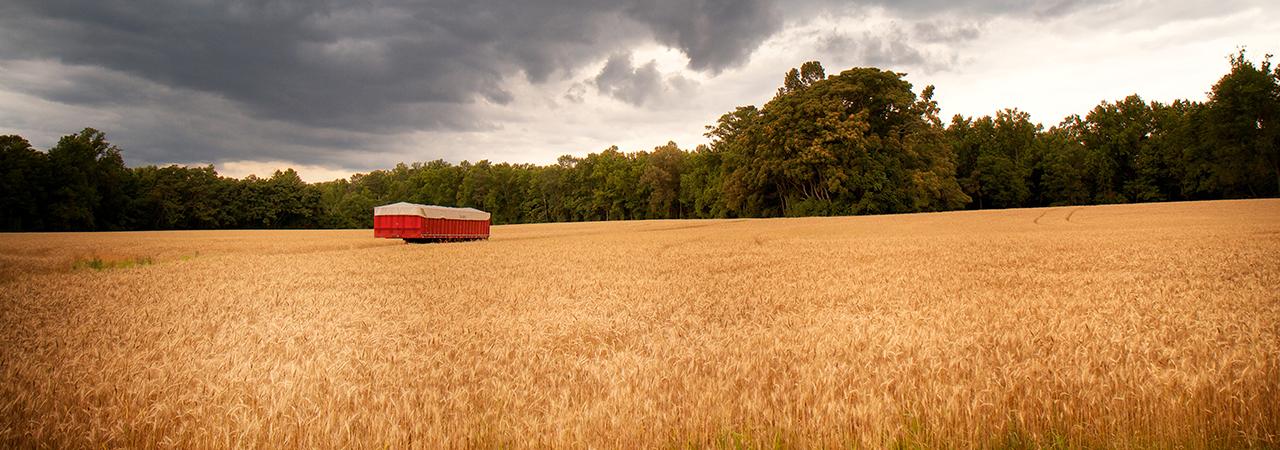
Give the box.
[1,50,1276,231]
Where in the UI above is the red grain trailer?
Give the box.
[373,202,491,243]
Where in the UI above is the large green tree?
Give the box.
[948,109,1039,209]
[640,142,686,219]
[0,135,47,230]
[1205,50,1280,196]
[44,128,131,230]
[715,63,967,216]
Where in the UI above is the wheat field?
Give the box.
[0,199,1277,448]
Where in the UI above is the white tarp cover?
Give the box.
[374,202,491,220]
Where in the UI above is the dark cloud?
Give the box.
[5,61,162,108]
[0,0,778,133]
[0,0,1100,129]
[593,53,697,106]
[0,0,1128,168]
[626,0,782,73]
[0,59,401,170]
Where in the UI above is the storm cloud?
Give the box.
[0,0,1268,175]
[0,0,779,132]
[0,0,1120,129]
[593,53,697,106]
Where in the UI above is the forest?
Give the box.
[1,50,1277,231]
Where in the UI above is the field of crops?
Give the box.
[1,199,1277,448]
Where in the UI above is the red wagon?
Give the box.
[373,202,491,243]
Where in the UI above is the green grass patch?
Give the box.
[72,255,155,271]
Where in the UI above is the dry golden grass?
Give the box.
[1,199,1277,448]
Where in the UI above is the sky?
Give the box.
[1,0,1277,182]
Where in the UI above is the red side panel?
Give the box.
[374,215,426,238]
[374,215,490,239]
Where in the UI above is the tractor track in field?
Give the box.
[1032,207,1083,225]
[1066,208,1081,223]
[640,219,747,233]
[1033,209,1050,225]
[651,220,756,258]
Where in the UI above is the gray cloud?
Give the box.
[0,59,402,171]
[626,0,782,73]
[913,21,983,43]
[849,0,1115,19]
[817,15,992,73]
[0,0,1141,169]
[820,28,931,70]
[563,82,589,104]
[0,0,780,133]
[0,0,1112,128]
[593,53,697,106]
